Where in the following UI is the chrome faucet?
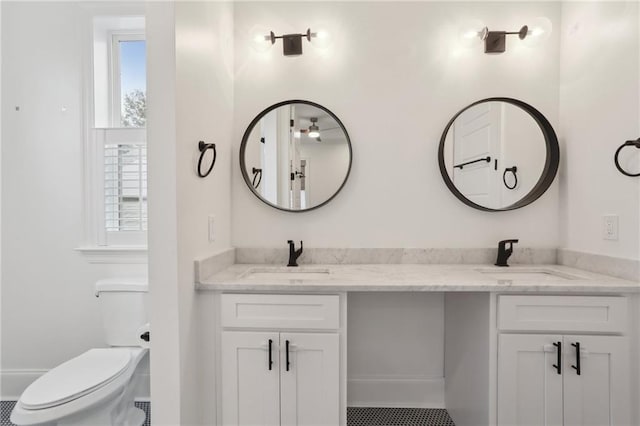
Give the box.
[495,239,519,267]
[287,240,303,267]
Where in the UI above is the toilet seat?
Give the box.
[12,348,147,426]
[20,349,132,410]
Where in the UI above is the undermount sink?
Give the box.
[476,268,581,281]
[241,267,331,281]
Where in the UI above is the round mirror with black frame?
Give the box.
[240,100,352,212]
[438,97,559,212]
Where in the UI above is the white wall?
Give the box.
[1,2,147,399]
[299,141,350,208]
[559,1,640,262]
[146,2,181,423]
[348,293,445,407]
[147,1,233,424]
[175,2,233,424]
[232,1,561,249]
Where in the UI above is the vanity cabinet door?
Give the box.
[280,332,340,426]
[562,335,630,426]
[221,332,281,426]
[498,334,563,426]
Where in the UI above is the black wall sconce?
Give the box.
[259,28,318,56]
[459,17,551,54]
[481,25,528,54]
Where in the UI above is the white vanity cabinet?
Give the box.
[497,295,631,426]
[279,332,340,426]
[221,331,281,426]
[497,334,563,426]
[218,293,344,426]
[562,335,629,426]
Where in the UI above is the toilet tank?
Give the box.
[95,278,148,347]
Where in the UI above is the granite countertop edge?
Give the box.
[195,263,640,293]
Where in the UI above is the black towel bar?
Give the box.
[454,156,491,170]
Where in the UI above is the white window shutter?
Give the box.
[93,128,147,246]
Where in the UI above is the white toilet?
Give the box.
[11,279,149,426]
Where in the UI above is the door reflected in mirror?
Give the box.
[241,101,352,212]
[439,98,559,211]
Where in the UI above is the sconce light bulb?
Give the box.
[458,20,485,48]
[250,26,273,52]
[523,17,552,47]
[316,30,329,40]
[310,28,333,49]
[254,34,268,43]
[462,30,479,39]
[531,28,544,37]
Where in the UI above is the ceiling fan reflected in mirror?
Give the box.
[307,117,320,138]
[300,117,341,142]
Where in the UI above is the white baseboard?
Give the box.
[347,375,445,408]
[1,370,150,401]
[1,370,47,400]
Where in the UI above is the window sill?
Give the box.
[75,246,148,264]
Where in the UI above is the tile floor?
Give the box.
[2,402,456,426]
[0,401,150,426]
[347,407,456,426]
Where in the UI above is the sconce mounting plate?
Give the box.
[484,31,506,53]
[483,25,529,54]
[283,34,303,56]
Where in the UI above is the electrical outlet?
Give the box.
[208,215,216,242]
[603,215,619,241]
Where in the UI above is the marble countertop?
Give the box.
[196,263,640,293]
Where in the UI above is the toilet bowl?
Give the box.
[11,279,149,426]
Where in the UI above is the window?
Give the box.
[103,32,147,241]
[79,15,147,260]
[111,34,146,128]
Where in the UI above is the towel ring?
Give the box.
[252,167,262,189]
[503,166,518,190]
[614,138,640,177]
[197,141,217,178]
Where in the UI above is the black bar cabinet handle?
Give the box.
[552,341,562,375]
[285,340,291,371]
[571,342,581,375]
[268,339,273,371]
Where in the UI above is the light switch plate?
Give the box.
[208,215,216,242]
[603,215,619,240]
